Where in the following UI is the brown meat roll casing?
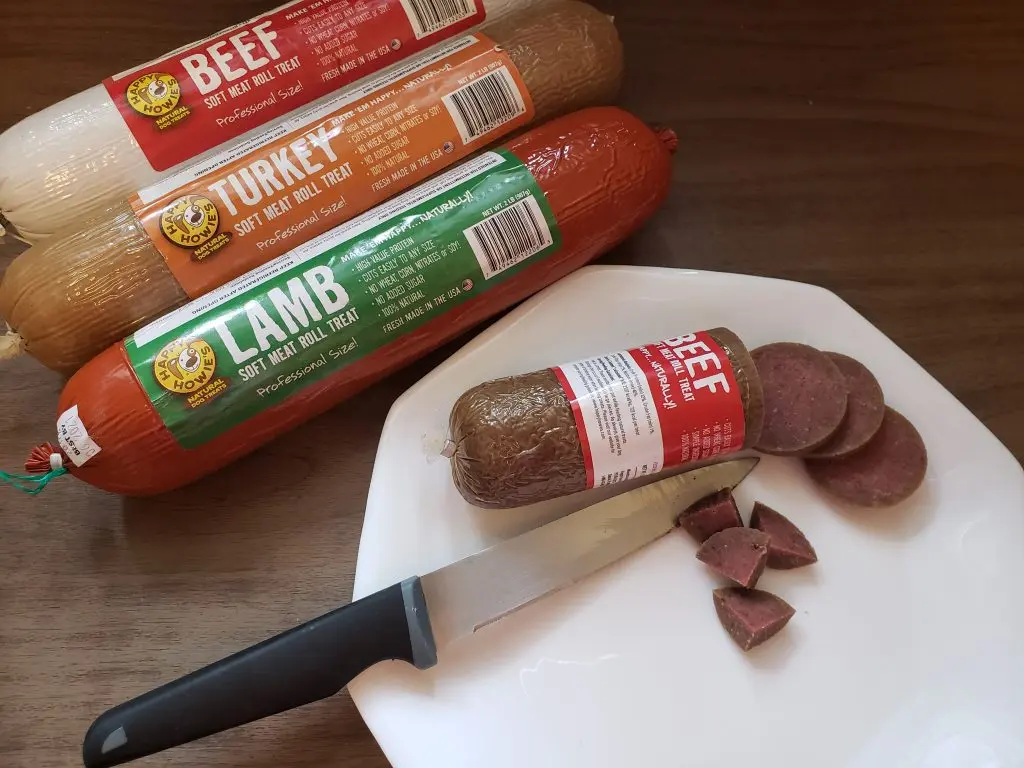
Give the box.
[448,327,764,508]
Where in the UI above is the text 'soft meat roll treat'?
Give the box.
[23,106,675,496]
[447,328,765,508]
[1,0,621,374]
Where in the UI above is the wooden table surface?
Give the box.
[1,0,1022,766]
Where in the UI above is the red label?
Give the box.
[103,0,485,171]
[552,331,747,489]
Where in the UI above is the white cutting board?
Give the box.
[350,266,1024,768]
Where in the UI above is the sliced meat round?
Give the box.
[750,501,818,569]
[697,528,770,588]
[752,342,849,455]
[713,587,795,652]
[805,406,927,508]
[806,353,885,459]
[677,491,743,542]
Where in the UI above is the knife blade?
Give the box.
[82,458,757,768]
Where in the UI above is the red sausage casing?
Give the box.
[55,107,675,495]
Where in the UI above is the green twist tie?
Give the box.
[0,467,67,495]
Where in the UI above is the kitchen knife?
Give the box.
[82,458,757,767]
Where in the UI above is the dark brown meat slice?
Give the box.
[807,353,885,459]
[750,501,818,569]
[751,342,848,455]
[676,490,743,542]
[697,528,770,588]
[804,406,927,508]
[713,587,796,651]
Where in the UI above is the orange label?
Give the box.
[130,34,534,299]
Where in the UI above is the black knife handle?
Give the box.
[82,578,436,768]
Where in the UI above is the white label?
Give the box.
[56,405,102,468]
[555,352,664,488]
[443,66,527,144]
[465,195,553,279]
[132,150,506,347]
[401,0,476,39]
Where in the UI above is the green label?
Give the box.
[126,150,561,448]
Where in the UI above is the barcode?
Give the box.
[442,67,526,144]
[401,0,475,39]
[465,196,553,279]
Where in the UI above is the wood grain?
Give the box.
[1,0,1022,766]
